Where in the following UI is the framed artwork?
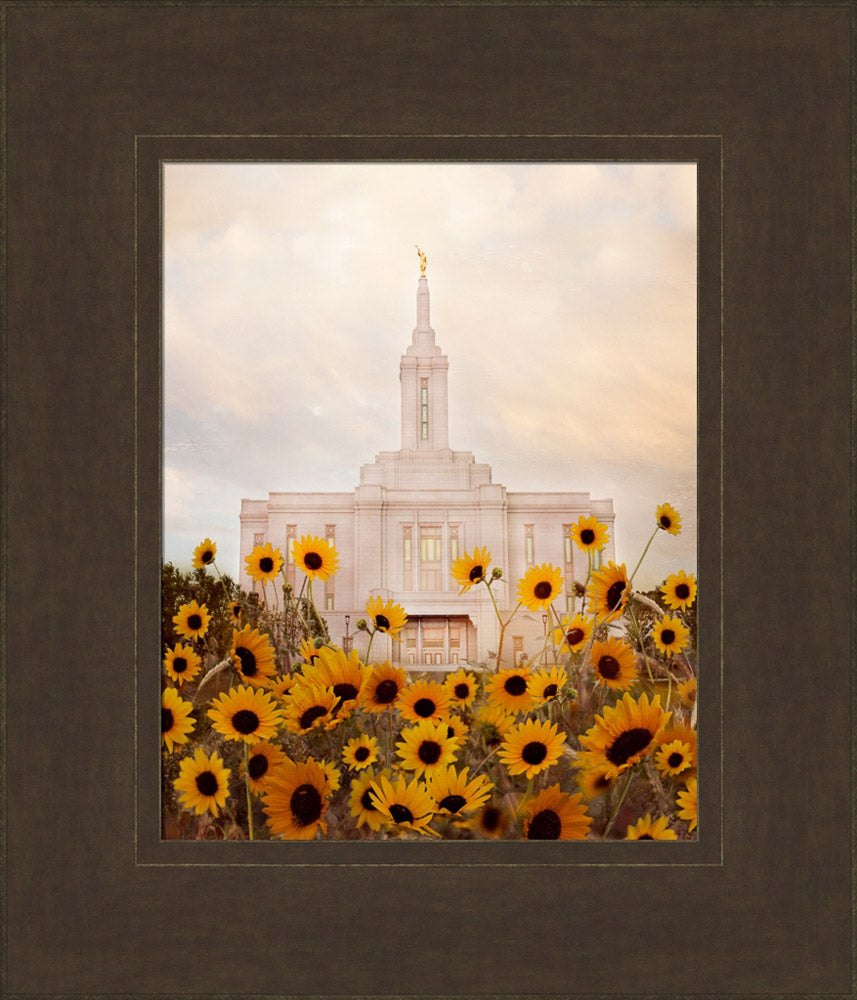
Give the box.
[3,3,852,998]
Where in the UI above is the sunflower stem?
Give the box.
[627,603,655,684]
[603,766,635,838]
[628,527,659,589]
[386,706,393,769]
[365,631,375,663]
[243,743,255,841]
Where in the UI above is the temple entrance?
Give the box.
[398,616,473,670]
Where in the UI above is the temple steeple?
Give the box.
[399,254,449,452]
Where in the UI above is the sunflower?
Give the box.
[450,546,491,593]
[229,601,243,623]
[530,665,568,704]
[292,534,339,581]
[570,514,609,552]
[297,637,322,667]
[320,758,342,793]
[242,740,287,795]
[589,636,638,691]
[524,785,592,840]
[348,769,387,831]
[578,692,671,779]
[265,673,297,701]
[660,570,697,611]
[172,599,211,642]
[163,643,202,687]
[486,666,534,715]
[426,765,493,817]
[208,684,284,744]
[516,563,563,612]
[655,739,693,778]
[576,762,617,800]
[396,718,461,779]
[342,734,381,771]
[676,677,697,707]
[474,702,516,746]
[174,748,231,816]
[230,625,277,687]
[191,537,216,569]
[305,645,368,714]
[656,502,682,535]
[442,714,469,742]
[497,717,567,780]
[162,686,195,752]
[369,773,438,836]
[652,615,691,657]
[365,596,407,638]
[442,668,478,708]
[587,561,630,622]
[282,681,339,735]
[676,777,698,832]
[262,757,331,839]
[463,801,509,839]
[657,722,698,781]
[626,813,678,840]
[244,541,284,584]
[360,661,408,713]
[552,612,594,654]
[397,678,451,724]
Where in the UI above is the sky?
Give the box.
[163,162,697,592]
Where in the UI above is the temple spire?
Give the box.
[412,246,434,347]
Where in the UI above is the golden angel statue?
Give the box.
[415,245,427,276]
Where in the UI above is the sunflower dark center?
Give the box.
[290,783,323,826]
[454,683,470,699]
[231,709,260,734]
[522,741,548,766]
[439,794,467,814]
[389,803,415,824]
[304,552,323,571]
[638,834,654,839]
[195,771,218,796]
[172,656,188,673]
[659,515,672,529]
[259,556,274,573]
[187,614,202,630]
[360,788,378,811]
[481,806,502,831]
[235,646,257,676]
[675,583,690,600]
[161,708,174,732]
[668,752,684,768]
[533,581,553,600]
[528,809,562,840]
[594,774,611,790]
[606,581,626,610]
[299,705,328,729]
[606,727,653,766]
[598,655,620,680]
[543,684,558,699]
[468,564,483,582]
[414,697,436,718]
[354,746,370,762]
[660,629,676,645]
[418,740,442,765]
[248,753,269,780]
[504,675,528,696]
[201,549,213,564]
[374,679,399,705]
[333,682,359,706]
[566,627,584,646]
[580,528,595,545]
[374,614,391,630]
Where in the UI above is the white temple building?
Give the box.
[239,266,615,671]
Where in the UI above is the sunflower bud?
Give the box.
[356,618,368,632]
[573,581,586,597]
[312,636,325,649]
[491,567,503,580]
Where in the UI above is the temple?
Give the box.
[239,263,615,670]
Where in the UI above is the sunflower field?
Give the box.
[161,507,698,841]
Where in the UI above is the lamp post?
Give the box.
[343,614,352,655]
[542,613,548,637]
